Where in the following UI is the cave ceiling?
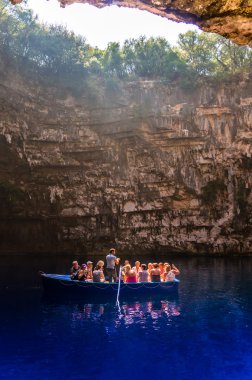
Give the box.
[10,0,252,46]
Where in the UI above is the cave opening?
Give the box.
[9,0,252,46]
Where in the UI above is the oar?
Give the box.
[116,265,122,309]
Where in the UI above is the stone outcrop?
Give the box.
[10,0,252,47]
[0,64,252,255]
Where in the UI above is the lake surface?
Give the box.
[0,255,252,380]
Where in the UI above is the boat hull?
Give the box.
[40,273,179,300]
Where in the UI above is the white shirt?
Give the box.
[106,254,116,269]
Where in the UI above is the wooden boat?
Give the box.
[40,273,179,299]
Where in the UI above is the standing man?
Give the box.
[106,248,117,282]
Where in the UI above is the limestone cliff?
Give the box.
[0,64,252,254]
[10,0,252,47]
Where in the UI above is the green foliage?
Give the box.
[102,42,125,78]
[171,194,184,201]
[122,36,189,81]
[201,179,226,205]
[176,30,252,78]
[0,0,90,88]
[0,0,251,93]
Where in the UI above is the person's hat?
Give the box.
[81,264,87,268]
[87,261,93,264]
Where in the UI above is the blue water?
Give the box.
[0,255,252,380]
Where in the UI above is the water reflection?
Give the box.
[71,303,106,321]
[66,298,181,332]
[120,299,180,325]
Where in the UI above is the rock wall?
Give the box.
[0,67,252,254]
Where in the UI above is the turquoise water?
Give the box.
[0,256,252,380]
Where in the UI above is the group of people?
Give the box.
[70,248,180,283]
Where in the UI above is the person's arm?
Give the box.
[101,270,105,281]
[150,269,153,280]
[172,264,180,275]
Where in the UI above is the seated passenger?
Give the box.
[159,262,164,276]
[132,260,141,272]
[86,261,93,281]
[70,260,80,280]
[164,264,180,281]
[150,263,161,282]
[132,261,141,280]
[122,260,131,271]
[125,269,137,283]
[122,263,131,281]
[162,262,170,280]
[148,262,153,281]
[93,261,105,282]
[138,264,149,282]
[78,264,88,281]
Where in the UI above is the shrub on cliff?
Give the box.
[176,31,252,78]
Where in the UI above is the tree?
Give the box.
[102,42,125,78]
[177,30,252,77]
[122,36,187,80]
